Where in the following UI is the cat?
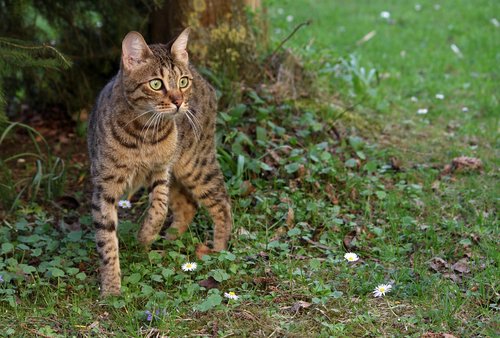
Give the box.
[87,28,232,296]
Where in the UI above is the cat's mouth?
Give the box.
[155,107,186,117]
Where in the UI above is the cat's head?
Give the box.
[120,29,192,116]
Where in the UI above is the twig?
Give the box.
[269,20,312,60]
[302,237,336,251]
[0,38,72,68]
[20,323,54,338]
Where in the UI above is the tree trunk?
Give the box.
[150,0,251,44]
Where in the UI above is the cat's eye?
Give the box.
[149,79,163,90]
[179,76,190,88]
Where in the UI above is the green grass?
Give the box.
[1,0,499,336]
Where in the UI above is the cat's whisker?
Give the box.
[186,109,201,141]
[184,112,200,141]
[122,109,156,128]
[141,112,159,141]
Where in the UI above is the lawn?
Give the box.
[0,0,498,336]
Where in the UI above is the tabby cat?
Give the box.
[87,28,232,296]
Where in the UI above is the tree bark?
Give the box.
[149,0,255,43]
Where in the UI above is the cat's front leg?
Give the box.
[137,167,171,246]
[92,182,123,296]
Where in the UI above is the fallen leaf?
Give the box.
[325,183,339,205]
[286,207,295,227]
[452,156,483,172]
[240,181,256,197]
[422,333,457,338]
[440,156,483,178]
[284,300,312,313]
[253,276,277,287]
[390,157,402,171]
[297,164,307,178]
[451,258,470,274]
[429,257,450,273]
[350,188,358,200]
[244,251,269,262]
[442,272,461,283]
[343,229,358,250]
[198,276,219,290]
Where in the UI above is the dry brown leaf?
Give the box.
[240,180,256,197]
[390,157,402,171]
[350,188,358,200]
[297,164,307,178]
[422,333,458,338]
[325,183,339,205]
[284,300,312,313]
[440,156,483,177]
[198,276,219,290]
[429,257,450,273]
[442,272,461,283]
[286,207,295,227]
[343,229,358,250]
[451,258,470,274]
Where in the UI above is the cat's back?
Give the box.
[87,76,119,155]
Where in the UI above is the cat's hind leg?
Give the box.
[174,155,232,251]
[162,179,198,240]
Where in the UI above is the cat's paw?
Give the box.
[195,243,215,259]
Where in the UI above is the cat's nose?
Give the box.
[169,92,183,109]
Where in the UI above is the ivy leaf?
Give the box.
[196,291,222,312]
[1,242,14,254]
[48,267,65,278]
[210,269,230,282]
[125,272,142,285]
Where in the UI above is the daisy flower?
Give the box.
[373,284,393,297]
[224,291,239,300]
[417,108,428,115]
[118,200,132,209]
[344,252,359,262]
[380,11,391,19]
[435,93,445,100]
[462,107,469,112]
[181,262,197,272]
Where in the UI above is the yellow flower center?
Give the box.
[379,287,385,292]
[228,292,236,296]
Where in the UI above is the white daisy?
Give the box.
[373,284,393,297]
[450,44,463,58]
[118,200,132,209]
[344,252,359,262]
[224,291,239,300]
[410,96,418,102]
[415,4,422,11]
[435,93,445,100]
[380,11,391,19]
[417,108,428,115]
[462,107,469,112]
[286,15,294,22]
[181,262,197,272]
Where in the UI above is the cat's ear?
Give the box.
[171,28,190,64]
[122,31,153,71]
